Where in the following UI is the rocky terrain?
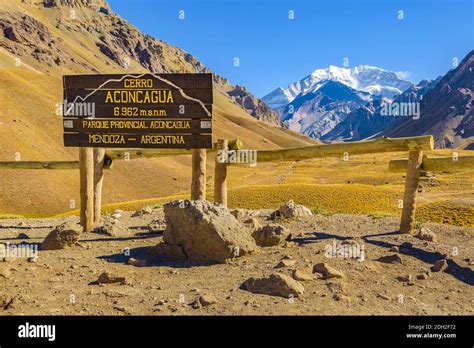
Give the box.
[0,200,472,315]
[385,51,474,149]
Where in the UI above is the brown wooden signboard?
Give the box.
[62,73,213,149]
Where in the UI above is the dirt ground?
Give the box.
[0,209,473,315]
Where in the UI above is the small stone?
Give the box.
[327,281,345,294]
[132,206,153,217]
[96,272,126,284]
[389,246,399,252]
[292,268,314,281]
[431,259,448,273]
[243,217,261,229]
[312,263,343,279]
[111,213,122,219]
[17,233,30,239]
[252,224,291,247]
[416,273,429,280]
[275,259,296,268]
[276,200,313,218]
[127,258,147,267]
[396,274,412,282]
[377,293,390,300]
[242,273,304,298]
[377,254,403,265]
[199,294,218,307]
[26,257,37,263]
[416,227,437,242]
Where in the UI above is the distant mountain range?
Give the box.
[262,54,474,149]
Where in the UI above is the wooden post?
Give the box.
[400,150,423,234]
[214,139,228,206]
[79,147,94,232]
[93,148,105,223]
[191,149,206,200]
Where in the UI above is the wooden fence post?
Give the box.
[79,147,94,232]
[93,148,105,223]
[214,139,228,206]
[191,149,206,200]
[400,150,423,234]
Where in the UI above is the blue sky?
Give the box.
[108,0,473,97]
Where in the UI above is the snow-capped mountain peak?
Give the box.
[262,65,412,109]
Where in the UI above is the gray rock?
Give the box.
[159,200,258,263]
[252,224,291,247]
[416,227,437,242]
[98,218,129,237]
[40,222,82,250]
[431,259,448,272]
[276,200,313,218]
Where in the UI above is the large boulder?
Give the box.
[276,200,313,218]
[40,222,82,250]
[252,223,291,247]
[241,273,304,298]
[156,200,258,263]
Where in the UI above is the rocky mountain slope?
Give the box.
[322,78,440,142]
[384,50,474,149]
[276,81,372,138]
[0,0,315,216]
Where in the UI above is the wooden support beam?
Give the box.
[256,136,434,162]
[79,147,94,232]
[191,149,206,200]
[105,149,191,160]
[93,148,105,224]
[0,161,80,170]
[104,139,241,161]
[0,161,113,170]
[400,150,423,234]
[214,139,228,207]
[389,155,474,173]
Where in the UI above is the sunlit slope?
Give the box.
[0,0,316,216]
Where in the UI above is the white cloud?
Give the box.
[396,71,410,80]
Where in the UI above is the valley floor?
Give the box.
[0,209,473,315]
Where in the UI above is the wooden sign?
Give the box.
[62,73,213,149]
